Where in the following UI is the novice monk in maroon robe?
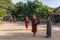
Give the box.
[32,15,37,37]
[13,17,16,23]
[25,16,29,30]
[9,17,13,22]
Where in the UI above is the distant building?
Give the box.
[53,7,60,22]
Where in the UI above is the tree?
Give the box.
[0,8,7,18]
[16,1,25,17]
[0,0,14,8]
[0,0,14,16]
[15,0,53,19]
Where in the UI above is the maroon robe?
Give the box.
[9,17,13,22]
[10,19,12,22]
[25,18,29,28]
[13,17,16,23]
[32,19,37,33]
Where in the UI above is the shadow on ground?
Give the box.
[0,32,47,40]
[0,30,60,40]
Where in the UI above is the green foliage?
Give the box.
[0,0,14,9]
[0,0,54,20]
[15,0,53,19]
[0,8,7,18]
[0,0,14,17]
[16,1,24,15]
[0,20,3,25]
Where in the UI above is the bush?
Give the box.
[0,20,3,25]
[0,8,7,18]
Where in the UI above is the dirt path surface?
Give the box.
[0,21,60,40]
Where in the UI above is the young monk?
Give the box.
[13,17,16,23]
[9,16,13,22]
[32,15,37,37]
[25,16,29,30]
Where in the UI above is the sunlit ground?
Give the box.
[0,21,60,40]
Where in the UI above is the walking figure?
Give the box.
[45,9,52,38]
[32,15,37,37]
[13,17,16,23]
[9,16,13,22]
[25,16,29,30]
